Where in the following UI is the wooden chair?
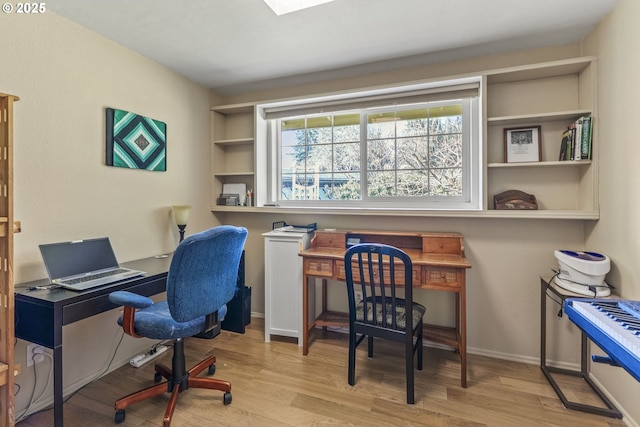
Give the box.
[344,243,426,404]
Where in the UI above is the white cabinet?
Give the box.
[263,229,312,345]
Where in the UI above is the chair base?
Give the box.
[114,350,231,427]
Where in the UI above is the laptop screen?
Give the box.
[39,237,119,281]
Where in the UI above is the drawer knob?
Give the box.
[439,243,444,249]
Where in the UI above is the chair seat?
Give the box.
[118,301,228,340]
[356,297,425,330]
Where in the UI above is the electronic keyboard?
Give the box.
[565,298,640,382]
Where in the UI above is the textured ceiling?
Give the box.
[47,0,618,95]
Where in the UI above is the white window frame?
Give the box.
[258,76,483,211]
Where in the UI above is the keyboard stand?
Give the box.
[540,276,622,418]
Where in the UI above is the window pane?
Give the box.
[396,108,428,137]
[430,134,462,168]
[397,137,428,170]
[281,145,296,172]
[281,119,305,147]
[334,113,360,143]
[429,168,462,196]
[367,171,396,197]
[367,112,395,139]
[397,170,428,196]
[307,144,331,172]
[307,124,332,144]
[367,139,396,170]
[429,108,462,134]
[334,142,360,171]
[291,171,320,200]
[327,172,360,200]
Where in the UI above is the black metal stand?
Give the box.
[540,276,622,418]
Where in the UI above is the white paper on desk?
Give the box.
[223,183,246,205]
[283,227,311,233]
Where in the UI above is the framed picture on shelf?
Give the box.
[504,126,541,163]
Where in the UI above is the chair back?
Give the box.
[166,225,247,323]
[344,243,414,332]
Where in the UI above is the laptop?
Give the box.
[39,237,145,291]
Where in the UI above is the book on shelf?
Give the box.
[559,130,570,161]
[574,117,583,160]
[580,116,592,159]
[569,123,576,160]
[559,115,592,161]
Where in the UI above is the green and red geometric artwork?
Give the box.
[106,108,167,171]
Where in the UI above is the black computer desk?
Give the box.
[15,254,173,427]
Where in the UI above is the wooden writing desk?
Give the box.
[299,229,472,387]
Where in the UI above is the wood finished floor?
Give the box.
[18,318,627,427]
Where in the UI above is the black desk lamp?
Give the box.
[172,205,191,242]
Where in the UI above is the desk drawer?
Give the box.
[422,236,462,255]
[336,261,420,285]
[304,258,333,277]
[423,267,461,289]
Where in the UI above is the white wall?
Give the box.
[583,0,640,424]
[0,11,217,418]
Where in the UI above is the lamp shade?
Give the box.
[172,205,192,226]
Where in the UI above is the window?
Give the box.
[261,77,482,210]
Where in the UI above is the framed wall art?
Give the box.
[504,126,541,163]
[106,108,167,171]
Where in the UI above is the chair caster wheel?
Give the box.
[223,391,232,405]
[207,364,216,376]
[154,372,162,383]
[115,409,125,424]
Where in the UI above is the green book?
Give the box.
[580,116,592,159]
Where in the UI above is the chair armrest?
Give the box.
[109,291,154,338]
[109,290,154,308]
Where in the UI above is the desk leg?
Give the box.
[459,286,467,388]
[53,345,63,427]
[540,277,546,369]
[302,273,309,356]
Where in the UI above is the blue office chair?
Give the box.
[344,243,426,404]
[108,225,248,427]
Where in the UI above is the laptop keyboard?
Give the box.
[63,268,128,285]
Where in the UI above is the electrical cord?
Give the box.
[15,328,127,423]
[15,349,54,423]
[550,268,613,298]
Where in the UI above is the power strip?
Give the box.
[130,345,169,368]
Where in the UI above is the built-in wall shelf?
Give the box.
[485,56,597,214]
[488,160,591,168]
[210,56,599,220]
[213,137,254,146]
[210,205,599,220]
[487,109,592,127]
[211,103,256,205]
[214,171,255,177]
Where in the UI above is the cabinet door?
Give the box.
[264,237,303,341]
